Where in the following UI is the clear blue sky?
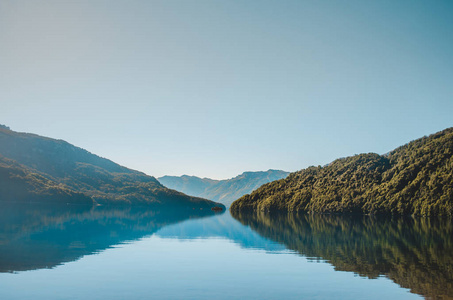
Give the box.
[1,0,452,179]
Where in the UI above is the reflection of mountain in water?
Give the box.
[0,202,220,273]
[231,210,453,300]
[156,212,286,252]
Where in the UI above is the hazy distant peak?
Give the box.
[238,169,289,176]
[158,169,290,207]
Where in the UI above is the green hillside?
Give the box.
[0,155,92,204]
[0,126,223,209]
[231,128,453,216]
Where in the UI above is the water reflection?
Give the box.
[231,210,453,299]
[2,202,452,299]
[0,202,220,273]
[156,212,287,252]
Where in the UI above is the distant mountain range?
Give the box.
[158,170,289,207]
[231,127,453,216]
[0,125,223,209]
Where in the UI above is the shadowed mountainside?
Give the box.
[0,155,93,205]
[159,170,289,207]
[0,126,223,209]
[231,128,453,216]
[231,210,453,299]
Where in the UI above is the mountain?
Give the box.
[158,170,289,207]
[0,155,92,205]
[0,126,224,209]
[231,128,453,216]
[158,175,218,198]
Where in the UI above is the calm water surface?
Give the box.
[0,203,451,299]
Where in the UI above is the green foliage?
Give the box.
[231,128,453,216]
[0,155,92,204]
[0,127,223,209]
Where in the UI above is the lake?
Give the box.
[0,203,451,299]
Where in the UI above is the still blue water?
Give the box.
[0,204,450,299]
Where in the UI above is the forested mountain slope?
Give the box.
[231,128,453,216]
[0,126,223,209]
[0,155,92,204]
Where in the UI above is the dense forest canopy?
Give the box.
[231,128,453,216]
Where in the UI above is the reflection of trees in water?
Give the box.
[0,203,217,273]
[231,210,453,299]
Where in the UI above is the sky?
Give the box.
[1,0,452,180]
